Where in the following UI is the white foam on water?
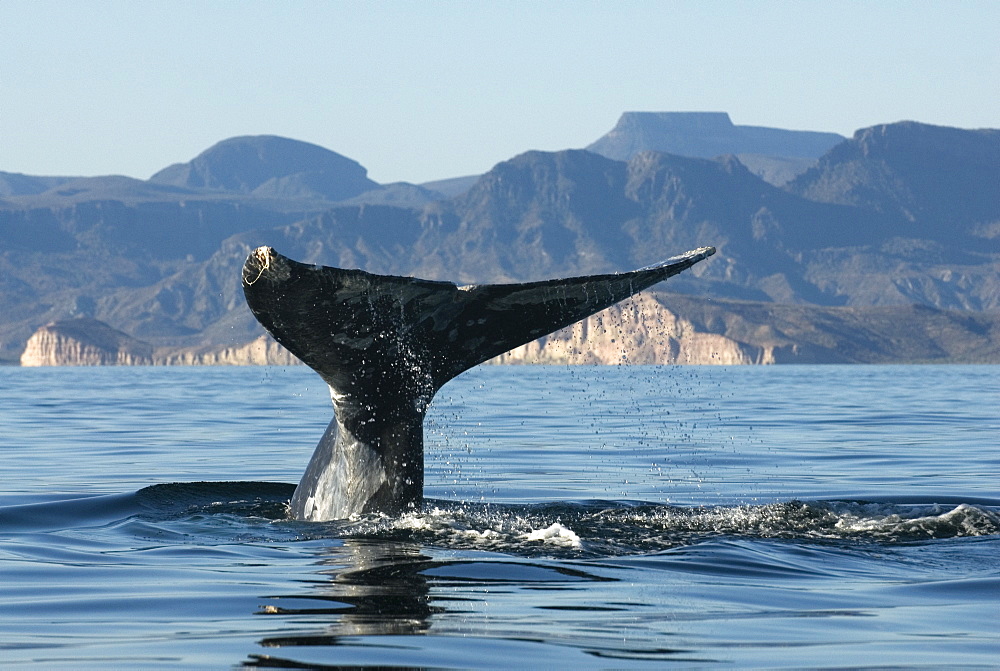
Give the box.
[832,502,1000,538]
[328,499,1000,556]
[521,522,583,548]
[383,507,586,551]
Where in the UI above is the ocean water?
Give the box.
[1,364,998,669]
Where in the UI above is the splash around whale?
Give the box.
[242,245,715,521]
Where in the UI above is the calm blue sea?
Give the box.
[1,365,998,669]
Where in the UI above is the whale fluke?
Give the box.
[242,245,715,520]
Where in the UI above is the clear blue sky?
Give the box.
[2,1,997,184]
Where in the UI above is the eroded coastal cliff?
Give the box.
[20,322,299,367]
[491,294,762,365]
[20,319,154,366]
[19,299,753,367]
[22,292,1000,367]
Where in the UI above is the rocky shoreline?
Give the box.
[19,293,1000,367]
[20,320,301,367]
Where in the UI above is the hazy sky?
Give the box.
[2,1,997,184]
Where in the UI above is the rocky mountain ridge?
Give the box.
[3,115,998,364]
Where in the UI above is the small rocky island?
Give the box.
[20,319,154,366]
[19,318,300,367]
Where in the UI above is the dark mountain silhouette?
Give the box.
[0,171,75,197]
[34,175,198,203]
[341,182,447,208]
[150,135,379,201]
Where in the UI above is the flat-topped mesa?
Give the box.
[242,245,715,520]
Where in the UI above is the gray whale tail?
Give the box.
[242,245,715,520]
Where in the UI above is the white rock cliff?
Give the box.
[20,299,749,367]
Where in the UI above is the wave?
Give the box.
[346,499,1000,557]
[2,482,997,554]
[0,481,293,532]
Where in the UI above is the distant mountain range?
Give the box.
[589,111,845,160]
[1,113,997,364]
[588,111,845,186]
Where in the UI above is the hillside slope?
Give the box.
[2,119,997,364]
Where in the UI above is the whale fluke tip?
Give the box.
[243,246,290,286]
[679,245,716,260]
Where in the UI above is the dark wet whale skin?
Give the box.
[242,245,715,520]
